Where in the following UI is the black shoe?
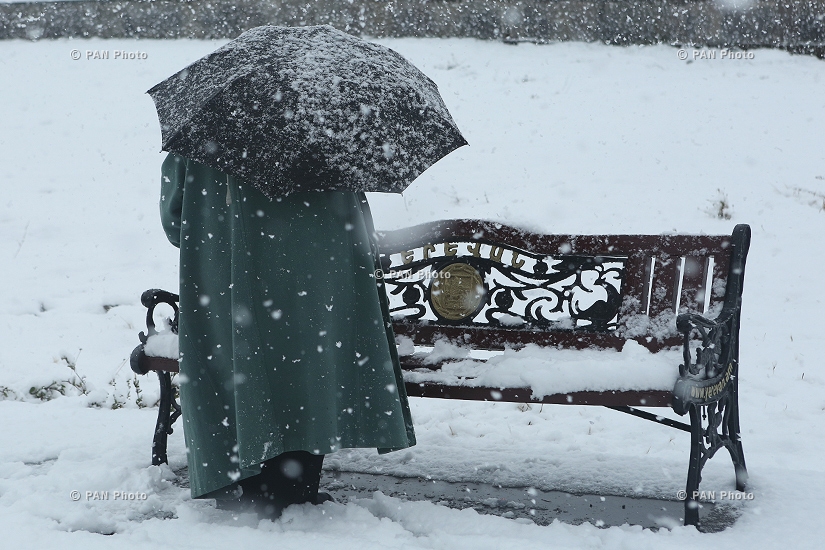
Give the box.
[314,492,335,505]
[214,498,249,512]
[215,492,285,519]
[256,500,285,520]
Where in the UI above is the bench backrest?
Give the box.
[376,220,749,353]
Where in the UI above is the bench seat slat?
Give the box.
[393,324,683,353]
[378,221,731,260]
[135,355,180,374]
[404,382,673,407]
[392,323,632,351]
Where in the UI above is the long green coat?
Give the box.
[160,153,415,499]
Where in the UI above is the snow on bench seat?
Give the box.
[399,339,679,398]
[143,331,178,360]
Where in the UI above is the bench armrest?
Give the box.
[676,299,743,376]
[140,289,180,337]
[131,289,180,375]
[672,306,740,415]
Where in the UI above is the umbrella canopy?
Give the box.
[147,25,467,198]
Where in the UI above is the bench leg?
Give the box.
[151,370,181,466]
[684,404,704,527]
[682,387,748,528]
[726,378,748,491]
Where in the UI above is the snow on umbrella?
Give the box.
[147,25,467,198]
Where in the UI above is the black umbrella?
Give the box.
[147,25,467,198]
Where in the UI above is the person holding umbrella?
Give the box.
[148,25,466,518]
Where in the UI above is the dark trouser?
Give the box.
[237,451,324,515]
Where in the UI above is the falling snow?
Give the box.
[0,34,823,549]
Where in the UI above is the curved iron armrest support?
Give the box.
[672,309,738,416]
[676,310,731,377]
[130,289,182,466]
[141,289,180,334]
[130,289,179,375]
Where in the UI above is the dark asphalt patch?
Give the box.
[321,471,740,532]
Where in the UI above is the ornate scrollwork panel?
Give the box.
[381,240,626,329]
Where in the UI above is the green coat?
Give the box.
[160,153,415,499]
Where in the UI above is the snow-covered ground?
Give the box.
[1,37,824,548]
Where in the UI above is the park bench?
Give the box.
[130,220,751,528]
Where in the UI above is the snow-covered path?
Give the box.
[1,38,824,547]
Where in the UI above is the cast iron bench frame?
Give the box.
[131,220,750,528]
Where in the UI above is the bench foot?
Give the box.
[727,381,748,493]
[683,389,747,528]
[151,370,181,466]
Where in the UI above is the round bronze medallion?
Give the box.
[430,263,485,321]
